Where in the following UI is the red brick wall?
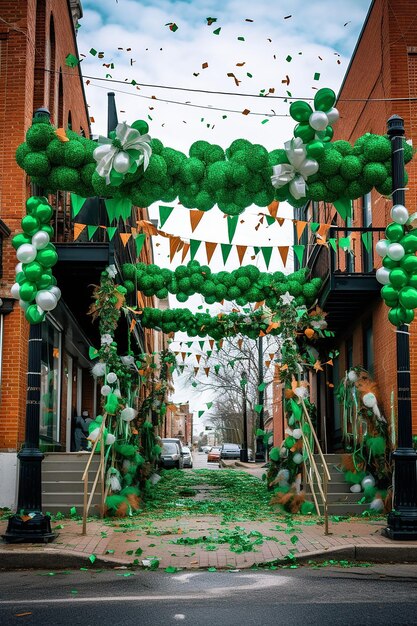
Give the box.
[0,0,89,450]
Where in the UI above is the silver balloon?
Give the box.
[376,267,391,285]
[101,384,112,396]
[93,144,110,161]
[387,242,405,261]
[16,243,37,263]
[31,230,50,250]
[361,475,376,489]
[302,158,319,177]
[309,110,329,131]
[49,286,61,301]
[35,290,57,311]
[10,282,20,299]
[113,151,131,173]
[350,484,362,493]
[375,239,389,257]
[326,107,339,124]
[19,298,29,310]
[293,452,303,464]
[15,262,23,273]
[391,204,409,225]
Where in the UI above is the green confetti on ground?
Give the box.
[71,590,78,595]
[65,54,79,67]
[89,554,96,564]
[106,549,115,554]
[290,535,299,545]
[208,567,217,572]
[165,566,178,573]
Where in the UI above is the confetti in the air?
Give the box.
[166,22,178,32]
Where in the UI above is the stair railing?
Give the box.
[300,398,331,535]
[81,415,106,535]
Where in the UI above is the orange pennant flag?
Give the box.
[278,246,289,267]
[265,360,271,368]
[129,318,136,333]
[237,338,243,349]
[267,200,279,218]
[254,300,265,310]
[189,209,205,232]
[236,245,247,265]
[209,340,214,349]
[137,219,158,235]
[181,352,186,361]
[196,354,202,363]
[295,220,307,241]
[137,291,145,309]
[317,223,331,240]
[259,330,266,337]
[194,367,199,376]
[269,352,275,359]
[205,241,217,264]
[73,223,86,240]
[119,232,132,247]
[181,242,190,262]
[325,359,334,366]
[218,340,223,349]
[277,217,285,226]
[204,367,210,377]
[170,236,181,262]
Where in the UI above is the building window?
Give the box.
[34,0,46,109]
[40,319,62,445]
[362,193,373,272]
[363,321,374,376]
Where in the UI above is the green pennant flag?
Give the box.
[328,238,337,253]
[89,347,99,360]
[254,404,263,413]
[258,382,267,392]
[206,350,212,358]
[159,205,174,228]
[198,410,205,418]
[135,233,146,257]
[104,197,132,222]
[334,197,352,221]
[186,341,193,348]
[199,341,205,350]
[228,360,235,368]
[221,243,232,264]
[206,402,213,409]
[261,246,273,269]
[190,239,201,260]
[253,246,260,255]
[107,226,117,241]
[339,236,351,250]
[310,222,319,233]
[214,364,221,374]
[361,231,373,252]
[293,244,305,267]
[227,215,239,243]
[87,225,99,240]
[71,193,86,218]
[265,215,275,227]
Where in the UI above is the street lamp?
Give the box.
[240,369,249,462]
[3,108,55,543]
[384,114,417,539]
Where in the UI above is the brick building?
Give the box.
[0,1,160,507]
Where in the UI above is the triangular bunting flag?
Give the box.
[269,353,275,359]
[267,200,279,218]
[293,244,305,267]
[107,226,117,241]
[129,318,136,333]
[214,364,221,374]
[181,242,190,262]
[221,243,232,265]
[265,215,276,227]
[361,231,373,252]
[170,236,181,261]
[87,225,99,240]
[254,404,263,413]
[238,338,243,349]
[190,239,202,260]
[204,367,210,377]
[73,223,86,240]
[181,352,186,361]
[71,194,86,218]
[227,215,239,243]
[159,205,174,228]
[295,220,307,241]
[236,245,247,265]
[328,238,337,252]
[206,402,213,409]
[105,197,132,222]
[119,232,132,247]
[265,360,271,368]
[317,223,331,240]
[205,241,217,264]
[189,210,205,232]
[198,410,205,418]
[258,382,267,392]
[196,354,202,363]
[278,246,289,267]
[135,233,146,257]
[193,367,199,376]
[206,350,212,358]
[339,236,351,250]
[334,197,352,221]
[209,340,214,349]
[261,246,273,269]
[310,222,319,233]
[277,217,285,226]
[199,341,205,350]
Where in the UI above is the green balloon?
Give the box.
[41,224,54,238]
[131,119,149,135]
[289,100,313,123]
[306,140,325,159]
[400,233,417,253]
[294,122,315,143]
[402,308,415,323]
[36,273,53,289]
[323,125,334,141]
[23,261,43,282]
[383,256,399,270]
[385,222,404,243]
[381,284,399,305]
[388,307,403,326]
[25,304,45,324]
[389,268,408,288]
[36,248,58,268]
[21,214,40,236]
[33,203,53,224]
[399,286,417,309]
[11,233,31,250]
[314,87,336,112]
[284,436,296,449]
[19,281,37,302]
[408,274,417,289]
[400,254,417,273]
[16,271,26,285]
[26,196,48,214]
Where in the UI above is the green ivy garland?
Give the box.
[123,261,322,308]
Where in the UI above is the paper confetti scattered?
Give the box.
[166,22,178,32]
[314,72,321,81]
[237,36,245,41]
[284,14,292,19]
[286,55,292,62]
[89,554,96,564]
[202,62,209,69]
[206,17,217,25]
[242,109,250,115]
[227,72,241,87]
[213,27,221,35]
[89,48,97,56]
[65,53,79,67]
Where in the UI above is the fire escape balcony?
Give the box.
[307,226,385,332]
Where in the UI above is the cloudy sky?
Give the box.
[77,0,372,423]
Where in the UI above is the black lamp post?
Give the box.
[384,114,417,539]
[3,108,56,543]
[240,369,249,462]
[255,335,265,461]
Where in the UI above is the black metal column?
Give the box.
[384,114,417,539]
[240,370,249,462]
[255,336,265,461]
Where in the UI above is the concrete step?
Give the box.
[42,461,100,473]
[43,452,97,462]
[43,470,100,482]
[317,502,370,516]
[42,492,102,505]
[42,480,98,493]
[42,502,102,516]
[304,480,353,494]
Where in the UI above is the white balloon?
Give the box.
[391,204,409,225]
[91,362,106,378]
[292,428,302,440]
[370,497,384,511]
[121,407,136,422]
[35,290,57,311]
[105,433,116,445]
[88,427,100,442]
[15,262,23,273]
[293,452,303,464]
[16,243,37,263]
[376,267,391,285]
[363,392,377,408]
[375,239,389,257]
[19,299,29,310]
[93,144,110,161]
[347,370,358,382]
[350,484,362,493]
[106,372,118,384]
[326,107,339,124]
[361,475,376,489]
[387,243,405,261]
[49,286,61,301]
[31,230,50,250]
[114,388,122,398]
[10,282,20,299]
[113,151,131,174]
[101,384,112,396]
[309,110,329,131]
[302,159,319,177]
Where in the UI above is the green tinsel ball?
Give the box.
[345,179,371,199]
[268,149,288,166]
[15,143,31,167]
[46,139,66,164]
[316,147,343,175]
[176,292,188,303]
[302,283,317,300]
[144,154,168,182]
[245,144,269,171]
[179,157,205,183]
[218,201,244,216]
[274,183,290,201]
[207,162,230,190]
[287,280,302,296]
[204,144,225,164]
[229,286,241,300]
[124,280,135,293]
[162,148,186,175]
[352,134,369,155]
[403,139,414,163]
[326,174,347,194]
[64,141,86,167]
[194,191,215,211]
[26,123,55,150]
[227,138,252,158]
[307,182,327,201]
[236,276,251,291]
[150,138,164,155]
[376,175,393,196]
[49,166,80,190]
[156,288,168,299]
[189,140,211,160]
[231,164,250,185]
[332,140,353,156]
[205,295,216,305]
[81,162,96,187]
[363,162,388,186]
[23,152,50,176]
[362,135,391,162]
[254,189,274,207]
[244,173,263,195]
[215,284,227,300]
[339,155,363,181]
[234,187,254,208]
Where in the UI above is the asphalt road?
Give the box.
[1,565,417,625]
[191,450,220,470]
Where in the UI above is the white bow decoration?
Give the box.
[271,137,319,200]
[93,122,152,185]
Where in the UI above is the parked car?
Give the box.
[162,438,184,455]
[159,441,183,469]
[201,445,212,453]
[220,443,241,460]
[182,445,193,468]
[207,446,221,463]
